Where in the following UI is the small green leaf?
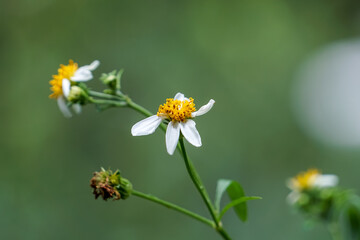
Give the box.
[226,180,247,221]
[215,179,232,211]
[219,196,262,220]
[215,179,261,222]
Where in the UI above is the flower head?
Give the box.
[131,93,215,155]
[90,168,132,201]
[287,168,338,204]
[49,59,99,117]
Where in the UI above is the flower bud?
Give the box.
[100,70,117,84]
[67,86,88,103]
[90,168,132,201]
[100,69,123,92]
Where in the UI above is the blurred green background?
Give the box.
[1,0,360,239]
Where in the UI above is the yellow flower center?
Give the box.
[49,60,78,98]
[157,98,196,122]
[291,169,319,191]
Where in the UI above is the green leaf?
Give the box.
[215,179,232,211]
[226,180,247,221]
[215,179,261,222]
[219,196,262,220]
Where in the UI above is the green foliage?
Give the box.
[215,179,261,222]
[294,188,350,222]
[292,187,360,239]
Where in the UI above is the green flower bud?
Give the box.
[100,70,117,85]
[100,69,123,92]
[67,86,88,103]
[90,168,132,201]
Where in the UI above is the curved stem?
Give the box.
[132,190,214,228]
[179,137,232,240]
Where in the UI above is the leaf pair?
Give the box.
[215,179,261,222]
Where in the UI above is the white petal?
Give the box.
[174,92,185,101]
[71,67,93,82]
[72,104,82,114]
[166,121,180,155]
[192,99,215,117]
[314,174,338,188]
[62,79,71,98]
[131,115,162,136]
[180,119,202,147]
[57,96,72,118]
[87,60,100,71]
[286,191,300,205]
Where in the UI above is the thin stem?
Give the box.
[179,137,232,240]
[125,96,153,117]
[132,190,215,228]
[88,90,125,100]
[88,97,127,107]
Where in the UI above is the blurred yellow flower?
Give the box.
[287,168,338,204]
[49,59,99,117]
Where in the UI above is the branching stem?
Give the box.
[87,91,232,240]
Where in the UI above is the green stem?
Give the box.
[88,90,125,100]
[179,137,232,240]
[125,96,153,117]
[217,227,233,240]
[132,190,214,228]
[88,97,127,107]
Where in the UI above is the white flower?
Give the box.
[286,169,338,204]
[50,60,100,117]
[131,92,215,155]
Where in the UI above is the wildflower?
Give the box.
[131,92,215,155]
[49,59,99,117]
[287,169,338,204]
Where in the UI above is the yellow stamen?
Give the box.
[49,60,78,98]
[157,98,196,122]
[291,169,320,190]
